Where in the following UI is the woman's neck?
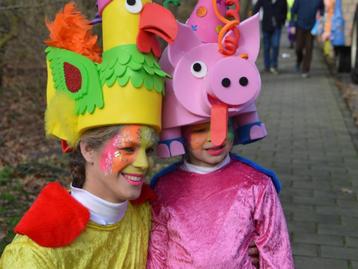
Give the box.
[71,185,128,225]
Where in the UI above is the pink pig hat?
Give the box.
[186,0,226,43]
[157,14,267,158]
[156,0,267,158]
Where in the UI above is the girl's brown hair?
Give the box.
[70,125,121,188]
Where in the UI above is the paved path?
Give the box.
[234,40,358,268]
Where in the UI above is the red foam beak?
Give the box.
[137,3,178,57]
[209,96,228,146]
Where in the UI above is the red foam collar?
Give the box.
[15,182,90,248]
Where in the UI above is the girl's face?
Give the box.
[182,122,234,167]
[83,125,157,203]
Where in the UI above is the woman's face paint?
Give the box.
[87,125,158,203]
[182,122,234,167]
[100,125,157,175]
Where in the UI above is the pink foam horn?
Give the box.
[186,0,226,43]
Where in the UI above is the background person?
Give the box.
[253,0,288,74]
[291,0,324,77]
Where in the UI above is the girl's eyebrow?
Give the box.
[191,127,209,132]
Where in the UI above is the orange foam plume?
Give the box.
[45,2,102,63]
[212,0,240,56]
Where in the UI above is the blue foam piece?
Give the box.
[235,121,266,145]
[151,154,281,193]
[230,153,281,193]
[150,161,182,188]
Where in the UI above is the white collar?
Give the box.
[70,185,128,225]
[180,154,231,174]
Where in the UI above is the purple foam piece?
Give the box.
[157,144,171,158]
[169,141,186,157]
[250,124,267,140]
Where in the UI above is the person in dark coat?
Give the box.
[291,0,324,77]
[253,0,287,74]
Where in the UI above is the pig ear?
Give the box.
[224,14,260,62]
[168,22,202,66]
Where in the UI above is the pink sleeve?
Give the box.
[147,201,169,269]
[253,179,295,269]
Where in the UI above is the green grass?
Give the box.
[0,167,12,186]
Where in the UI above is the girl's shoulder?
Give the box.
[230,153,281,193]
[150,161,183,189]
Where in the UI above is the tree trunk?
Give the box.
[0,12,18,88]
[240,0,253,20]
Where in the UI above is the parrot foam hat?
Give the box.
[157,0,267,158]
[45,1,177,151]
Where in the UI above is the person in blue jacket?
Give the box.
[291,0,324,77]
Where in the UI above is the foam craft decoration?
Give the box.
[186,0,226,43]
[45,2,177,148]
[157,14,267,158]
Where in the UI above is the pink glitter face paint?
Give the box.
[100,126,141,175]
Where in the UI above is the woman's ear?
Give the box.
[80,141,95,164]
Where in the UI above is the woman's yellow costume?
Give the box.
[0,183,151,269]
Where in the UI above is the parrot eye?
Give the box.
[125,0,143,13]
[191,61,207,78]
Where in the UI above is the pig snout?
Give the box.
[208,57,261,106]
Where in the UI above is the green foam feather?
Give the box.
[100,45,168,95]
[46,47,104,116]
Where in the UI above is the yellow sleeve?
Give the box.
[0,235,55,269]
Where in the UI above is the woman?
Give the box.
[0,125,157,268]
[0,2,176,268]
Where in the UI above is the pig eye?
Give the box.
[125,0,143,13]
[191,61,207,78]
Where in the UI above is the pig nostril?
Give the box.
[239,77,248,86]
[221,78,231,88]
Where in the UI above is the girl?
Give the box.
[148,122,294,268]
[147,0,294,267]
